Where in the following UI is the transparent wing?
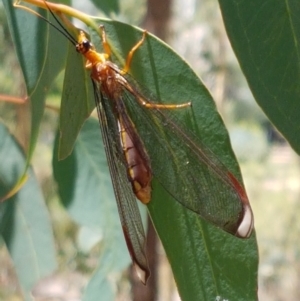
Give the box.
[93,82,150,283]
[119,76,253,237]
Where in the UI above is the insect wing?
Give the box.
[120,77,252,237]
[93,82,150,283]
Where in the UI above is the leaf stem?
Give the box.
[15,0,101,33]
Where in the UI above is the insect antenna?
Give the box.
[42,0,77,45]
[15,0,77,46]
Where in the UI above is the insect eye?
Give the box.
[75,40,92,54]
[83,40,91,50]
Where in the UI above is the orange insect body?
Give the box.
[76,29,153,205]
[75,25,254,246]
[74,28,159,282]
[119,119,152,204]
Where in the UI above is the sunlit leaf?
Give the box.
[53,118,132,298]
[0,123,57,298]
[59,44,95,159]
[3,0,69,164]
[90,0,119,15]
[67,20,258,300]
[219,0,300,154]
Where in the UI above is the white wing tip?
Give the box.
[236,204,254,238]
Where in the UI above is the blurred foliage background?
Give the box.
[0,0,300,300]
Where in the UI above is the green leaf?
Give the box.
[90,0,119,15]
[96,23,258,299]
[83,268,114,301]
[3,0,69,165]
[219,0,300,154]
[0,123,57,298]
[83,236,130,301]
[53,118,132,298]
[53,118,117,228]
[59,20,257,299]
[149,188,258,300]
[59,44,95,159]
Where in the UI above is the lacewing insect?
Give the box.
[15,0,254,284]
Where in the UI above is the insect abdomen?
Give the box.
[118,120,152,204]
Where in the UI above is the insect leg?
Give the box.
[122,81,191,109]
[122,31,147,75]
[99,25,112,58]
